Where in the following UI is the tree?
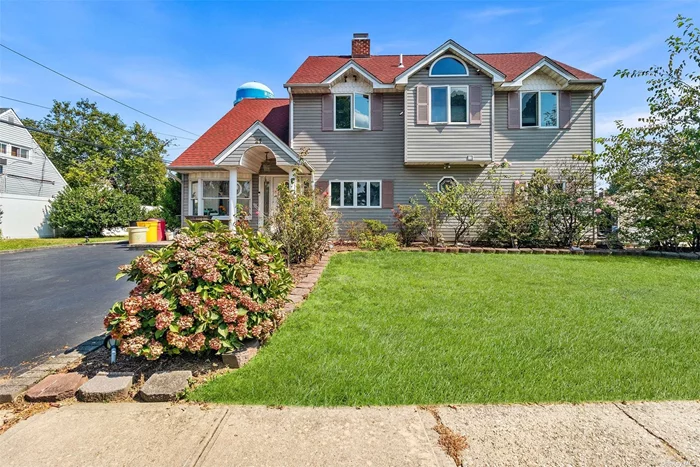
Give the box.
[584,15,700,250]
[24,99,169,205]
[48,186,143,237]
[159,176,182,229]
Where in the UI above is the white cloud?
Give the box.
[596,109,649,138]
[582,35,662,73]
[470,7,540,20]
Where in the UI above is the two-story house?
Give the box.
[0,108,68,238]
[169,34,604,237]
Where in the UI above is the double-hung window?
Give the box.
[429,86,468,124]
[335,93,371,130]
[191,181,199,215]
[521,91,558,128]
[1,142,30,159]
[329,180,381,208]
[202,180,229,216]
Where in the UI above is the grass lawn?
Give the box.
[0,236,128,251]
[190,251,700,406]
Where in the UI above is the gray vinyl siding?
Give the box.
[0,110,67,198]
[493,90,593,165]
[405,64,493,163]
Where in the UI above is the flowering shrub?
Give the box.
[104,220,294,359]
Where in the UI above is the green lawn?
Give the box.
[0,236,127,251]
[190,251,700,406]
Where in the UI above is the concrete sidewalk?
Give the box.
[0,401,698,466]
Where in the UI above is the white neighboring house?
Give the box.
[0,108,68,238]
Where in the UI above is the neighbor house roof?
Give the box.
[170,98,289,168]
[286,52,601,85]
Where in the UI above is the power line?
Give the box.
[0,118,171,161]
[0,95,196,141]
[0,43,199,137]
[0,95,52,110]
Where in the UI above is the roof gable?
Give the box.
[170,99,290,168]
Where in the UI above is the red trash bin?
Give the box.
[148,218,166,241]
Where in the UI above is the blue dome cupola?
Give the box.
[234,82,274,106]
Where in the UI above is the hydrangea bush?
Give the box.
[105,220,294,360]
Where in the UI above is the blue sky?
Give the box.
[2,0,699,162]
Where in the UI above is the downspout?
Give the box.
[591,83,604,244]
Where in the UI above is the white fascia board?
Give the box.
[322,61,395,89]
[212,121,304,167]
[500,59,577,87]
[395,40,506,84]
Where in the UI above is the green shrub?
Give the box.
[358,232,400,251]
[392,202,426,246]
[480,186,535,247]
[266,183,339,264]
[49,186,143,237]
[350,219,399,251]
[104,220,294,360]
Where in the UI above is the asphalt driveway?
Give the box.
[0,244,141,375]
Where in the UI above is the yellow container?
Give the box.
[136,221,158,243]
[128,226,148,245]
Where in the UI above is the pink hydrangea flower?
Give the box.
[595,208,602,214]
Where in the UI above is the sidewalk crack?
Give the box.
[613,402,694,466]
[190,407,229,467]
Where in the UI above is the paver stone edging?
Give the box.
[138,371,192,402]
[77,372,134,402]
[410,246,699,260]
[25,373,88,402]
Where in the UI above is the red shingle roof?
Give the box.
[285,53,602,85]
[170,98,289,168]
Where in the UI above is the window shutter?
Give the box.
[415,85,428,125]
[507,92,520,129]
[559,91,572,129]
[469,85,482,124]
[315,180,329,195]
[322,94,334,131]
[381,180,394,208]
[371,94,383,131]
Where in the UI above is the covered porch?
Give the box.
[183,124,313,229]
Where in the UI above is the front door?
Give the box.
[259,176,288,228]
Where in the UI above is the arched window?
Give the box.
[430,56,468,76]
[438,176,457,192]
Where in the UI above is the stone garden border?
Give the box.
[405,246,700,260]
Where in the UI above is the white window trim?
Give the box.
[329,180,382,208]
[428,85,469,125]
[1,141,31,161]
[191,177,252,219]
[519,90,559,129]
[437,176,457,192]
[428,54,470,77]
[334,93,372,131]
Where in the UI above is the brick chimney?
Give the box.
[352,33,370,58]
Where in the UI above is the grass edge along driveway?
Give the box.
[190,251,700,406]
[0,236,127,252]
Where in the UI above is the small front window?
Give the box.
[430,87,448,123]
[335,93,371,130]
[329,180,381,208]
[521,91,558,128]
[202,180,229,216]
[430,56,468,76]
[191,181,199,215]
[335,95,351,129]
[354,93,370,130]
[450,87,468,123]
[540,92,558,127]
[0,143,7,154]
[521,92,538,127]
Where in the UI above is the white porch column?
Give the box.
[288,168,297,193]
[197,177,204,216]
[228,168,238,229]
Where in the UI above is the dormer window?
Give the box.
[521,91,558,128]
[334,93,371,130]
[429,56,468,76]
